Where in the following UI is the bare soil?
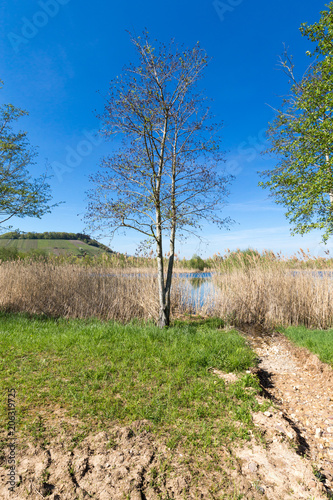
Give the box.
[0,418,270,500]
[1,328,333,499]
[237,326,333,499]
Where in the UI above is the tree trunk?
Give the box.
[155,113,169,327]
[164,221,176,324]
[156,235,169,328]
[326,154,333,204]
[163,141,177,326]
[157,276,169,327]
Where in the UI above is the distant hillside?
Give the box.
[0,232,114,257]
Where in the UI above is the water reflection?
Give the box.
[189,277,205,289]
[175,272,215,310]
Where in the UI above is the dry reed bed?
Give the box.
[1,259,333,328]
[213,267,333,328]
[0,261,202,322]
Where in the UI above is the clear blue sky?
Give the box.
[0,0,330,257]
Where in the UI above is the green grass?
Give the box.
[0,239,104,256]
[0,314,265,453]
[280,325,333,367]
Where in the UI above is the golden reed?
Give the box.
[0,249,332,328]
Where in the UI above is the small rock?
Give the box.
[315,428,323,438]
[264,411,272,417]
[248,462,258,472]
[323,470,333,481]
[327,427,333,433]
[256,486,265,494]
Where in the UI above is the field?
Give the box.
[0,314,260,442]
[0,238,105,256]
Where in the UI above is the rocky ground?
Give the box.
[1,327,333,499]
[237,326,333,499]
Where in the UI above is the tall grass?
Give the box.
[0,260,212,322]
[0,260,158,321]
[1,249,333,327]
[212,250,333,328]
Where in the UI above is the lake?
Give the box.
[175,272,215,310]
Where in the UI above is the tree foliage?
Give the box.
[0,81,55,228]
[259,3,333,242]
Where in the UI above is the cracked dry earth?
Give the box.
[1,417,284,500]
[1,329,333,500]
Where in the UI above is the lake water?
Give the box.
[175,272,215,310]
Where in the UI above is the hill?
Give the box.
[0,232,113,257]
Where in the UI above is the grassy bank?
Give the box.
[279,325,333,367]
[0,314,264,454]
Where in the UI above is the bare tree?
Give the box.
[85,32,233,327]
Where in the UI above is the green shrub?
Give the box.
[189,254,205,271]
[0,247,20,261]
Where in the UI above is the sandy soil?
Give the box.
[0,419,271,500]
[1,327,333,499]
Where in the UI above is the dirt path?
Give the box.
[237,326,333,498]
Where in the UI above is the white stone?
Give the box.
[315,428,322,438]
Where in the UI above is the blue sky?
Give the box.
[0,0,330,258]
